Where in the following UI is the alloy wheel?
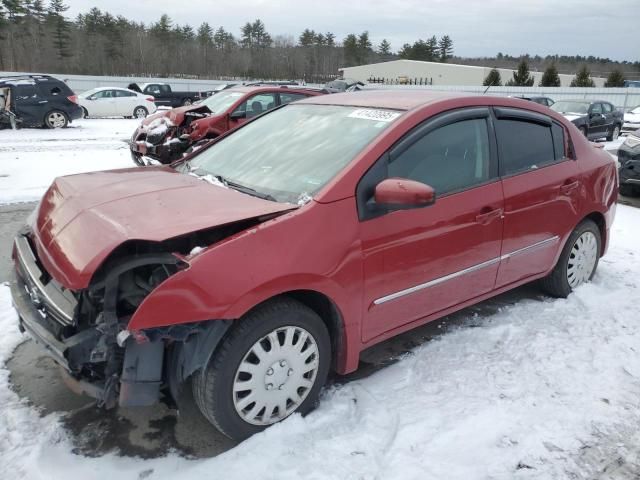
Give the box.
[47,112,66,128]
[134,107,147,118]
[232,325,319,426]
[566,231,598,288]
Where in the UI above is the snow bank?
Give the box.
[1,204,639,479]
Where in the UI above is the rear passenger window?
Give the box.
[14,85,39,99]
[389,118,492,195]
[115,90,135,97]
[495,119,556,176]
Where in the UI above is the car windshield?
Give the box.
[630,106,640,114]
[201,90,245,114]
[551,101,589,115]
[186,104,402,204]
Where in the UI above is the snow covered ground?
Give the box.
[0,119,137,204]
[1,205,639,479]
[1,119,639,479]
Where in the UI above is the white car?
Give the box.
[623,105,640,133]
[78,87,157,119]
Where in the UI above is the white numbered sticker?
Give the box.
[348,109,401,122]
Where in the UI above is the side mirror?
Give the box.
[374,178,435,209]
[229,110,246,120]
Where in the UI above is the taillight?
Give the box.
[67,95,78,104]
[146,96,155,102]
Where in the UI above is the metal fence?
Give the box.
[361,84,640,111]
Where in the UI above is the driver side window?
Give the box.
[590,103,602,114]
[389,118,492,196]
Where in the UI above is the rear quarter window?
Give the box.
[496,119,556,176]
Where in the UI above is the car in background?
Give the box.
[130,85,325,165]
[0,74,82,128]
[78,87,157,119]
[324,78,365,92]
[244,81,300,87]
[618,128,640,196]
[11,91,617,441]
[128,83,201,108]
[513,95,554,107]
[551,100,623,141]
[623,80,640,88]
[199,84,238,99]
[622,105,640,133]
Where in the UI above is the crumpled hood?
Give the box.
[142,104,211,127]
[31,166,295,290]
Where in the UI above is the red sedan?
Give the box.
[11,91,617,440]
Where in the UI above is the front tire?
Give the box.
[193,298,331,441]
[540,219,601,298]
[579,126,588,138]
[182,98,192,106]
[44,110,68,128]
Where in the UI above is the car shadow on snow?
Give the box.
[7,283,546,460]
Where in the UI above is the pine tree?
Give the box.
[47,0,71,60]
[426,35,438,60]
[505,59,535,86]
[483,68,502,86]
[604,69,625,87]
[299,28,315,47]
[357,31,372,64]
[438,35,453,62]
[539,63,561,87]
[324,32,335,47]
[342,33,358,66]
[570,65,595,87]
[378,39,391,56]
[197,22,212,46]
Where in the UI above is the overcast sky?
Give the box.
[65,0,638,61]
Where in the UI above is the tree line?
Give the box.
[1,1,636,83]
[482,59,630,87]
[0,1,456,81]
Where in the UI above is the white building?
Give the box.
[339,59,605,88]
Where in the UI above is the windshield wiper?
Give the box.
[190,168,277,202]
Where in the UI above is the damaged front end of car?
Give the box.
[130,106,220,165]
[10,219,264,409]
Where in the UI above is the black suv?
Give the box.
[0,74,83,129]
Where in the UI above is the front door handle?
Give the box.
[475,207,503,225]
[560,180,580,195]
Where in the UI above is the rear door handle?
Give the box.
[560,180,580,195]
[475,207,504,225]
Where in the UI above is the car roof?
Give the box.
[555,99,609,104]
[297,89,471,110]
[224,85,324,95]
[87,86,137,92]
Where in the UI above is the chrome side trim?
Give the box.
[500,235,559,261]
[373,256,501,305]
[372,235,560,306]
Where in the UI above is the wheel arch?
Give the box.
[582,211,607,256]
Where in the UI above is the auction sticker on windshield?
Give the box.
[348,109,401,122]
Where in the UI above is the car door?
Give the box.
[228,93,277,129]
[12,84,45,124]
[358,108,504,343]
[588,102,606,138]
[493,107,580,288]
[87,90,115,116]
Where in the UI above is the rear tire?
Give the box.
[44,110,68,128]
[133,106,148,119]
[579,126,587,138]
[182,98,192,106]
[81,107,89,118]
[607,124,620,141]
[192,298,331,441]
[540,219,601,298]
